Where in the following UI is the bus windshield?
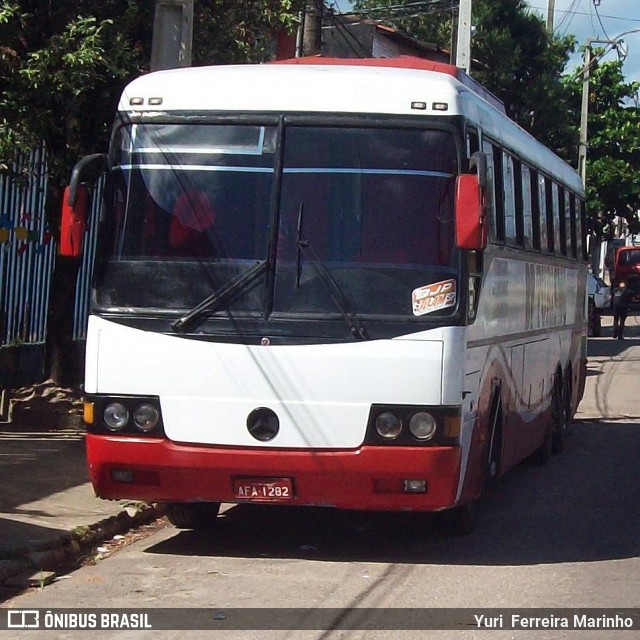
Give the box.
[97,122,458,320]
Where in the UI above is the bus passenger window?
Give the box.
[503,153,517,244]
[537,174,548,251]
[482,139,505,243]
[529,167,541,250]
[467,129,479,157]
[512,158,524,246]
[566,191,575,258]
[580,200,588,261]
[557,185,567,256]
[493,146,505,242]
[571,194,584,260]
[544,177,554,253]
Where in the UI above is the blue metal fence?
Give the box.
[0,142,100,390]
[0,144,56,347]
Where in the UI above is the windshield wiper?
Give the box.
[171,260,267,333]
[295,205,368,340]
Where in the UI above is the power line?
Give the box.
[592,0,612,41]
[529,4,640,24]
[336,0,458,19]
[554,0,581,33]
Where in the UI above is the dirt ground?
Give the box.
[1,379,83,431]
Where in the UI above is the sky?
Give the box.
[334,0,640,86]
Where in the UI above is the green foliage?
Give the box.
[0,0,303,193]
[193,1,304,65]
[566,58,640,238]
[353,0,576,152]
[0,1,153,187]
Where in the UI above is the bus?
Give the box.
[61,56,588,534]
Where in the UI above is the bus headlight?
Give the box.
[375,411,402,439]
[133,403,160,432]
[103,402,130,431]
[409,412,437,440]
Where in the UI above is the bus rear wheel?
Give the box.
[165,502,221,529]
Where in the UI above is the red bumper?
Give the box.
[86,435,462,511]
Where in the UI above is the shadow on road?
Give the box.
[0,437,88,551]
[588,317,640,358]
[146,419,640,567]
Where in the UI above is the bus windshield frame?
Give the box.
[94,115,463,331]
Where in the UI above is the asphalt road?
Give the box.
[3,316,640,639]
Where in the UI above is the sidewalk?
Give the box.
[576,314,640,421]
[0,381,163,591]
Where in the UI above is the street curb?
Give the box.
[0,503,166,587]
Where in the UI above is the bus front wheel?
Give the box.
[165,502,221,529]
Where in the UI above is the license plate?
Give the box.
[233,477,294,502]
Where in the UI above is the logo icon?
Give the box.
[8,610,40,629]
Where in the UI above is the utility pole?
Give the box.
[456,0,472,73]
[577,30,640,273]
[302,0,323,57]
[546,0,556,33]
[578,40,592,186]
[150,0,194,71]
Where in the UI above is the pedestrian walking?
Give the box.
[612,282,632,339]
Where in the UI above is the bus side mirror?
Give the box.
[455,173,486,251]
[59,153,107,257]
[60,184,89,257]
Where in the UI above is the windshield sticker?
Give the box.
[412,279,456,316]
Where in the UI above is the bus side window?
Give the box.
[580,200,588,261]
[551,182,561,255]
[482,139,505,243]
[493,146,505,242]
[557,185,567,256]
[529,167,541,251]
[543,176,554,253]
[537,172,548,251]
[567,191,576,259]
[467,128,479,157]
[572,194,581,260]
[521,163,533,249]
[503,152,517,244]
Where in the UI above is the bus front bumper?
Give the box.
[86,435,462,512]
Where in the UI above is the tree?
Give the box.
[0,1,304,184]
[192,1,304,65]
[565,57,640,239]
[352,0,576,154]
[0,0,303,383]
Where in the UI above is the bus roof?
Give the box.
[119,56,582,193]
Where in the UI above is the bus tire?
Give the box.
[435,501,478,536]
[165,502,221,529]
[482,392,503,485]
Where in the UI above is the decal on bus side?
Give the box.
[412,279,457,316]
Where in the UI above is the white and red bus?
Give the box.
[62,57,587,533]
